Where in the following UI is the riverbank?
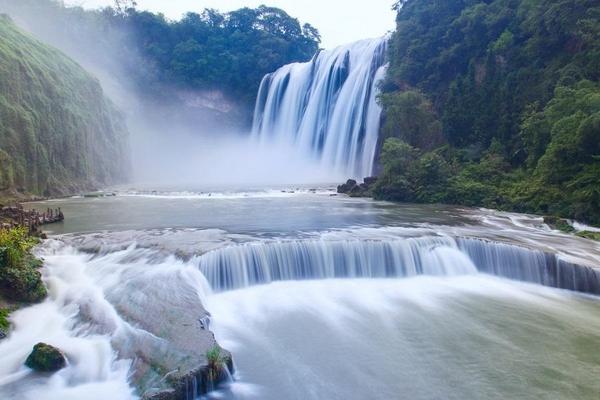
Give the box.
[1,205,64,235]
[337,177,600,242]
[0,227,47,340]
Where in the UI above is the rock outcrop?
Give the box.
[337,177,378,197]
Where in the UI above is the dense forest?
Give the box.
[376,0,600,225]
[0,0,320,104]
[0,15,129,197]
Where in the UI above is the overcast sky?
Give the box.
[65,0,397,49]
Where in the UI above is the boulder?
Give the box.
[25,343,66,372]
[337,179,358,194]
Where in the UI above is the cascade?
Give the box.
[195,236,600,294]
[252,38,387,178]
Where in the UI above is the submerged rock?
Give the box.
[25,343,66,372]
[543,216,575,233]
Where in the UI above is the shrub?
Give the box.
[0,308,9,331]
[0,227,46,303]
[0,227,37,268]
[206,345,227,382]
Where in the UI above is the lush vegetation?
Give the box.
[0,227,46,303]
[0,15,129,197]
[377,0,600,225]
[0,0,320,105]
[0,226,36,267]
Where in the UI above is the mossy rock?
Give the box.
[25,343,66,372]
[576,231,600,242]
[0,262,47,303]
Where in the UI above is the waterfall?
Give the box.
[252,38,388,178]
[195,236,600,294]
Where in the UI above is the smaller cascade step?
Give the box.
[194,235,600,295]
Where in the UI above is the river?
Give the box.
[1,186,599,399]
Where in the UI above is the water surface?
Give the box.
[4,188,599,400]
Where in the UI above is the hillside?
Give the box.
[376,0,600,224]
[0,15,129,198]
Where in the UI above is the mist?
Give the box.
[130,123,345,187]
[0,1,307,188]
[0,1,362,189]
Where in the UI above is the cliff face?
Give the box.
[0,15,129,198]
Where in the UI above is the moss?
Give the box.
[576,231,600,242]
[25,343,66,372]
[0,308,9,331]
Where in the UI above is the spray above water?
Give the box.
[252,38,388,179]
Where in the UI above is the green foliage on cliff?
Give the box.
[0,15,129,197]
[0,0,320,105]
[379,0,600,224]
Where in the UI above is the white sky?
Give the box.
[65,0,397,49]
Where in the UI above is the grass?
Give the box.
[206,346,227,381]
[576,231,600,242]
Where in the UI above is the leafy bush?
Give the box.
[0,308,9,331]
[0,227,46,303]
[0,227,36,268]
[0,264,47,303]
